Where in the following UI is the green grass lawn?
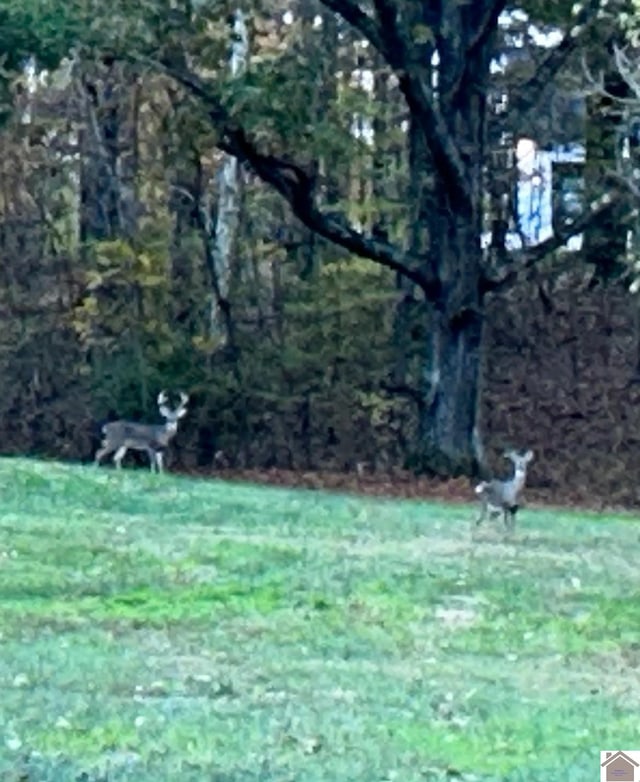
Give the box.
[0,457,638,781]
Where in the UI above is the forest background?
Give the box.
[2,0,640,504]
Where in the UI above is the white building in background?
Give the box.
[514,138,585,250]
[484,138,585,253]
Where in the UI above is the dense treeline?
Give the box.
[0,0,638,483]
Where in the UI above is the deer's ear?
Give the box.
[178,407,188,418]
[524,450,534,462]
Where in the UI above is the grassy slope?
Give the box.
[0,458,638,781]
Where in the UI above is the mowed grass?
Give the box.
[0,459,638,781]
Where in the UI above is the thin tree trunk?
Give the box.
[79,59,137,244]
[210,10,248,341]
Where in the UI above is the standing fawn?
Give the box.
[94,391,189,473]
[474,449,534,531]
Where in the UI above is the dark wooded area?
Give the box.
[0,0,639,504]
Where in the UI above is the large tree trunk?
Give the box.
[403,6,488,475]
[417,208,485,476]
[398,201,485,477]
[420,294,484,476]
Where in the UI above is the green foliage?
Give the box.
[220,26,372,168]
[224,255,399,467]
[0,0,83,70]
[0,457,639,779]
[0,0,87,122]
[73,239,179,412]
[283,257,394,377]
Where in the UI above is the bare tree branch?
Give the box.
[467,0,508,59]
[162,64,439,297]
[371,0,402,57]
[399,72,474,212]
[481,190,627,294]
[442,0,507,111]
[375,0,475,210]
[319,0,473,212]
[612,45,640,102]
[509,0,605,118]
[318,0,385,53]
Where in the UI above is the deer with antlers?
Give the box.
[94,391,189,473]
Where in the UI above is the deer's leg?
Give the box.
[94,442,111,466]
[155,451,164,473]
[145,447,159,473]
[475,500,487,527]
[113,446,127,469]
[504,505,518,532]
